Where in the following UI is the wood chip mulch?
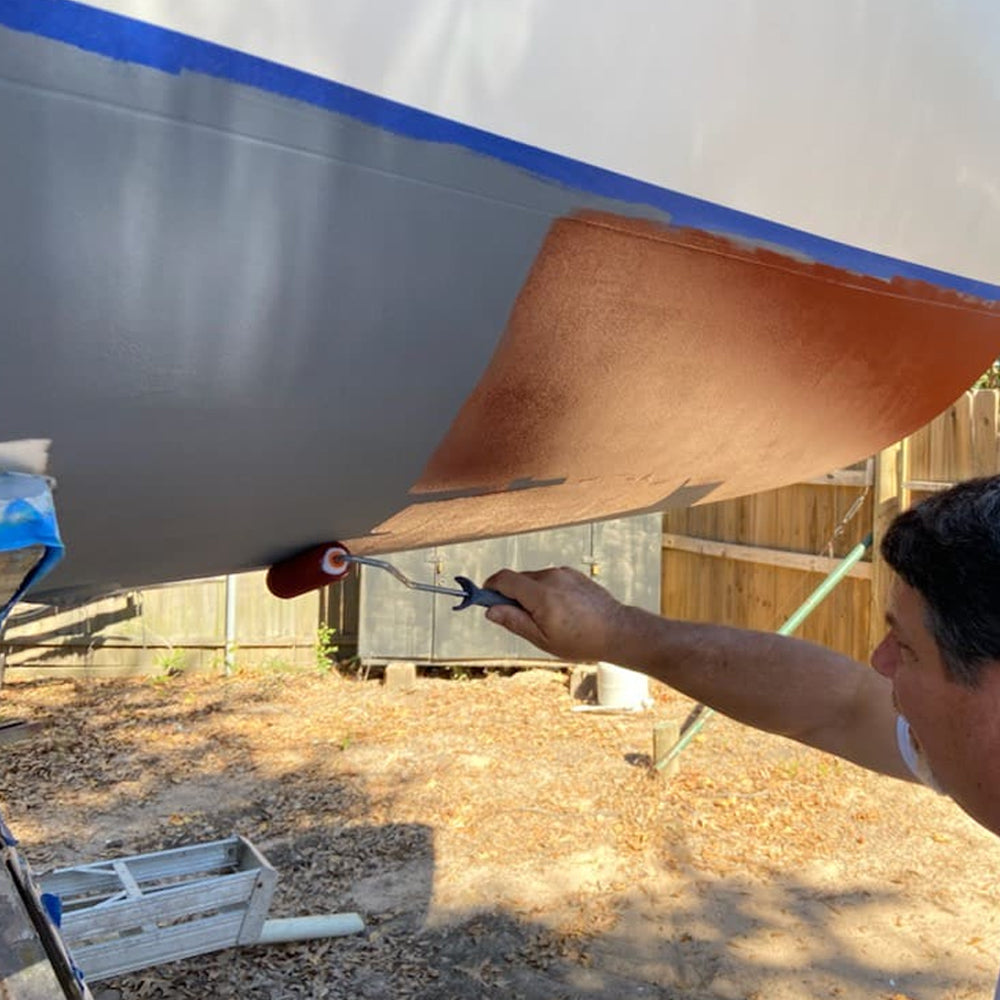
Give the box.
[2,666,998,999]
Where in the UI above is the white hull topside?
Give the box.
[2,1,1000,601]
[90,0,1000,285]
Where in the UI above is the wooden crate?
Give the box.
[39,837,277,982]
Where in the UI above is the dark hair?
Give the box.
[881,476,1000,687]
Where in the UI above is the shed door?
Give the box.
[357,513,662,664]
[431,525,591,662]
[357,547,436,662]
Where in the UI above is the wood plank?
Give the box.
[868,442,902,652]
[798,462,874,488]
[692,549,713,624]
[813,482,834,557]
[653,721,680,777]
[661,534,871,580]
[933,399,954,484]
[898,434,911,514]
[772,487,805,629]
[906,416,931,483]
[717,487,740,626]
[972,389,999,476]
[951,392,974,480]
[900,479,955,493]
[749,490,778,627]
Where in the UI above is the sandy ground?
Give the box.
[1,667,999,999]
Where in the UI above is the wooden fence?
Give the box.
[1,574,329,678]
[3,390,997,678]
[661,389,1000,663]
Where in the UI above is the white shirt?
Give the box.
[895,714,943,793]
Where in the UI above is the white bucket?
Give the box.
[596,662,649,710]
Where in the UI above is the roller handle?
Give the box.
[453,576,522,611]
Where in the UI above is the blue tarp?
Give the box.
[0,472,64,625]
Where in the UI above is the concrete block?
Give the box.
[569,664,598,703]
[384,661,417,693]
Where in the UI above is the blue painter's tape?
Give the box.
[0,472,64,623]
[1,0,999,302]
[40,892,63,928]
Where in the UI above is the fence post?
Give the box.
[868,441,903,652]
[224,574,238,675]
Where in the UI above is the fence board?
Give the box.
[906,413,932,483]
[3,571,321,677]
[952,393,974,480]
[662,534,871,579]
[973,390,999,476]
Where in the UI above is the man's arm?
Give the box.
[483,566,916,783]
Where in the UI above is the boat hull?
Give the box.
[1,2,999,600]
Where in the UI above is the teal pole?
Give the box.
[655,532,873,772]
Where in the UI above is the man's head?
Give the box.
[881,475,1000,688]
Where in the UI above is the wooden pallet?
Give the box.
[39,837,277,982]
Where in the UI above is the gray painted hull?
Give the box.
[0,24,645,597]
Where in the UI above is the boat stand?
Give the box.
[1,820,92,1000]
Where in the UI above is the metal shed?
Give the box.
[345,513,661,666]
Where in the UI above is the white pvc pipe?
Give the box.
[256,913,365,945]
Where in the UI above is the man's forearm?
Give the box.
[610,603,880,746]
[483,565,903,777]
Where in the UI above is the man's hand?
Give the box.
[482,566,628,663]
